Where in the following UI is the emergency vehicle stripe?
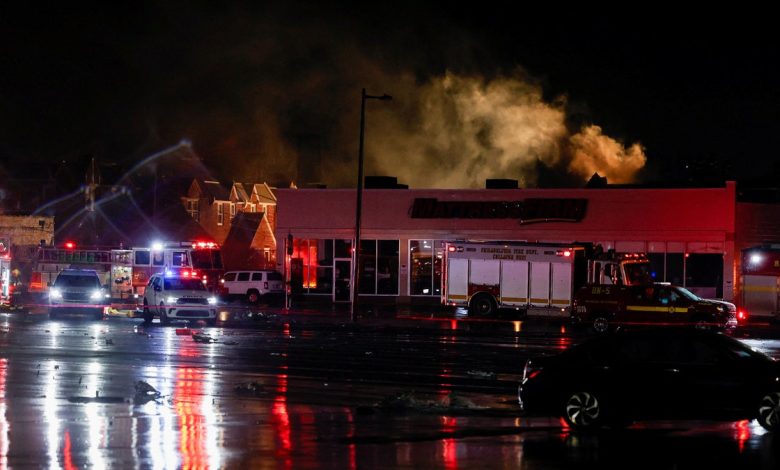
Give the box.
[626,305,690,313]
[501,297,528,303]
[743,286,778,292]
[551,299,570,305]
[449,294,468,300]
[530,298,549,304]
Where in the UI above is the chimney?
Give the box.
[485,179,518,189]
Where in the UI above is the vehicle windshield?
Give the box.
[164,278,206,291]
[716,335,775,362]
[672,286,700,301]
[624,262,652,284]
[55,275,99,288]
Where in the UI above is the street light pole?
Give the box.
[352,88,392,322]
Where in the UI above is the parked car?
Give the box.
[48,269,108,320]
[219,270,284,303]
[518,328,780,431]
[142,270,218,325]
[572,282,739,332]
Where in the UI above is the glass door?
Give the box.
[334,259,351,302]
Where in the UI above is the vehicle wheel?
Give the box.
[563,391,603,429]
[94,308,104,321]
[469,293,496,316]
[246,290,260,304]
[142,300,153,324]
[758,392,780,431]
[592,315,610,334]
[160,304,171,326]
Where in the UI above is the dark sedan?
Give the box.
[518,328,780,430]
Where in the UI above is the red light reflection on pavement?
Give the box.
[175,367,208,470]
[735,419,750,453]
[272,366,292,468]
[440,416,458,470]
[62,431,76,470]
[0,359,7,470]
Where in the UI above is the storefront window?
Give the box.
[410,240,432,295]
[647,253,665,281]
[686,253,723,298]
[667,253,684,286]
[335,239,352,258]
[377,240,399,295]
[359,240,377,294]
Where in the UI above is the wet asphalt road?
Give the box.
[1,307,780,469]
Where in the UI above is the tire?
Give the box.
[93,308,104,321]
[142,300,153,324]
[469,293,496,316]
[758,392,780,431]
[160,303,171,326]
[246,290,260,305]
[592,315,610,334]
[563,391,603,429]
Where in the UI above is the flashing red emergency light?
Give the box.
[563,250,571,257]
[448,245,457,252]
[192,241,218,249]
[64,241,76,249]
[737,309,748,322]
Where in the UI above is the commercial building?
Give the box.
[274,180,780,308]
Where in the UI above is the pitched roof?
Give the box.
[197,179,230,202]
[252,183,277,204]
[232,183,250,203]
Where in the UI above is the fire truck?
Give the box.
[28,240,224,308]
[441,240,652,316]
[740,244,780,321]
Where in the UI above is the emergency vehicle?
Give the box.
[28,240,223,307]
[141,268,218,325]
[740,244,780,321]
[571,282,739,332]
[442,240,652,316]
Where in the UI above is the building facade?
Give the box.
[273,181,780,305]
[182,179,278,269]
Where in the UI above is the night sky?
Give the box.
[1,3,777,191]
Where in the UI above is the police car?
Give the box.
[141,269,218,325]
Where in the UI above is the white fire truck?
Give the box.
[441,240,652,316]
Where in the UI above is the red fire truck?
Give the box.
[441,240,652,316]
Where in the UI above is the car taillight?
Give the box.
[737,309,748,322]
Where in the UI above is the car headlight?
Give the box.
[166,296,178,304]
[207,296,217,305]
[90,289,103,301]
[50,288,62,300]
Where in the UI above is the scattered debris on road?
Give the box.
[234,381,265,396]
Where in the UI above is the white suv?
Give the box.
[142,271,218,325]
[220,270,284,304]
[48,269,108,320]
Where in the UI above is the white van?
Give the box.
[220,270,284,303]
